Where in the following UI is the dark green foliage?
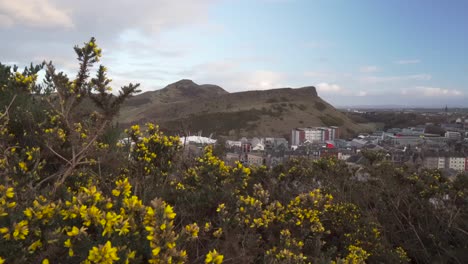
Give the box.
[319,115,344,126]
[124,96,151,107]
[1,38,140,191]
[425,124,445,135]
[347,112,447,129]
[314,101,327,111]
[165,110,262,135]
[268,157,468,263]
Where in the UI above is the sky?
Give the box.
[1,0,467,107]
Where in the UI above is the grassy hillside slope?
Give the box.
[118,80,365,138]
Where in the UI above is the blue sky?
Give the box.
[1,0,467,107]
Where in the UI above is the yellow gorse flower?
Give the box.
[66,226,80,237]
[164,205,176,220]
[205,249,223,264]
[5,188,14,198]
[87,241,119,264]
[12,220,29,240]
[18,161,28,172]
[185,223,199,239]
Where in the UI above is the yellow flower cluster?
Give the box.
[112,178,132,197]
[144,200,187,264]
[0,176,206,263]
[235,188,332,233]
[1,220,28,241]
[0,185,16,217]
[205,249,223,264]
[184,223,199,239]
[126,123,181,178]
[178,147,251,194]
[84,241,119,264]
[344,245,370,263]
[13,72,37,91]
[23,195,57,224]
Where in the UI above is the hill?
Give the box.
[118,79,366,138]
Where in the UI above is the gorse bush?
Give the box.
[0,39,466,263]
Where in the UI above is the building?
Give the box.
[383,132,448,146]
[291,129,305,146]
[304,129,323,142]
[225,140,241,148]
[423,156,439,169]
[241,143,252,153]
[225,153,241,166]
[291,127,339,146]
[437,157,446,169]
[247,153,264,166]
[448,156,465,171]
[445,131,462,140]
[338,151,352,161]
[179,136,217,146]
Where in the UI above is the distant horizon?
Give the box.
[1,0,467,106]
[336,105,468,109]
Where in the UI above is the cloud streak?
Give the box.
[402,86,463,97]
[0,0,74,29]
[316,82,343,93]
[359,65,380,73]
[359,74,431,84]
[394,59,421,65]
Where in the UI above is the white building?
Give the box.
[304,129,323,142]
[180,136,216,145]
[247,153,264,166]
[445,131,462,140]
[338,152,352,161]
[252,143,265,151]
[437,157,446,169]
[291,129,303,146]
[448,157,465,171]
[291,127,338,145]
[225,140,242,148]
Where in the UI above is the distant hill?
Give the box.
[118,79,366,139]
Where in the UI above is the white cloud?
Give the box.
[395,59,421,65]
[175,59,287,92]
[0,0,216,68]
[357,90,368,96]
[0,0,214,32]
[0,14,13,27]
[359,74,431,84]
[419,87,463,97]
[0,0,74,28]
[316,83,371,97]
[246,70,285,90]
[402,86,463,97]
[359,65,379,73]
[316,82,343,93]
